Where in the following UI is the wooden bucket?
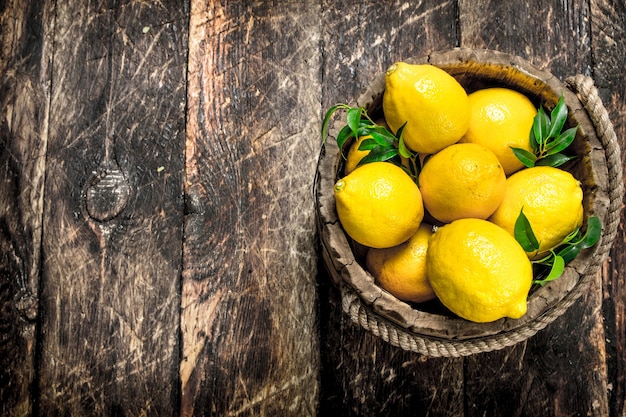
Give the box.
[315,48,623,357]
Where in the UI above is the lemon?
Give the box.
[460,88,537,175]
[489,166,584,258]
[344,119,389,175]
[334,162,424,249]
[418,143,506,223]
[383,62,470,154]
[366,223,436,303]
[427,218,533,322]
[344,135,371,175]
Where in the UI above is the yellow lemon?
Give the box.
[489,166,584,258]
[334,162,423,249]
[426,218,533,323]
[344,135,371,175]
[460,87,537,175]
[418,143,506,223]
[383,62,470,154]
[366,223,436,303]
[344,120,389,175]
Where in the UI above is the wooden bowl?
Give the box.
[315,48,623,357]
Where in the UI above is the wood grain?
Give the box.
[591,1,626,416]
[37,1,188,414]
[0,1,52,415]
[459,0,592,76]
[182,1,320,415]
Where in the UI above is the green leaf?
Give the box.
[321,104,344,144]
[346,107,363,137]
[514,209,540,252]
[578,215,602,250]
[357,138,381,151]
[395,121,408,138]
[529,130,539,153]
[547,96,568,139]
[368,124,396,136]
[535,153,577,168]
[561,226,582,245]
[555,244,581,264]
[398,136,412,159]
[552,216,602,264]
[534,255,565,286]
[358,146,399,165]
[357,118,377,129]
[548,255,566,279]
[544,126,578,156]
[532,107,550,146]
[368,130,396,147]
[511,147,537,167]
[336,124,355,154]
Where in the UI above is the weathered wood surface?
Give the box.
[38,1,188,415]
[182,2,319,415]
[0,0,624,416]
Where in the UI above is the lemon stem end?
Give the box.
[334,179,346,192]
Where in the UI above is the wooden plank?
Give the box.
[318,1,466,415]
[458,1,610,416]
[182,2,320,415]
[459,0,592,76]
[590,1,626,416]
[0,1,53,415]
[37,1,187,414]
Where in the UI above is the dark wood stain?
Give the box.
[0,0,624,416]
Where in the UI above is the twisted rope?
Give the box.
[565,74,624,257]
[339,75,624,357]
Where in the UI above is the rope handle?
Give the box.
[340,74,624,357]
[565,74,624,254]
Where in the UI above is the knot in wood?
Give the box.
[85,167,130,222]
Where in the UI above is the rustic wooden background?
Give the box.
[1,0,624,416]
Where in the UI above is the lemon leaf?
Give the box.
[524,96,579,168]
[321,103,345,144]
[368,130,396,147]
[367,124,395,136]
[511,147,537,167]
[577,215,602,249]
[534,255,565,286]
[358,146,399,165]
[398,136,411,159]
[535,153,577,168]
[346,107,362,137]
[532,106,550,147]
[561,226,582,245]
[547,95,568,139]
[548,216,602,265]
[556,244,581,264]
[336,125,355,156]
[514,208,540,252]
[529,130,539,153]
[395,121,408,138]
[321,103,417,172]
[544,126,578,156]
[358,138,382,151]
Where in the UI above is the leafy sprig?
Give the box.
[321,104,421,179]
[514,209,602,286]
[511,95,579,168]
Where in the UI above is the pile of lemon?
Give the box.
[332,62,585,323]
